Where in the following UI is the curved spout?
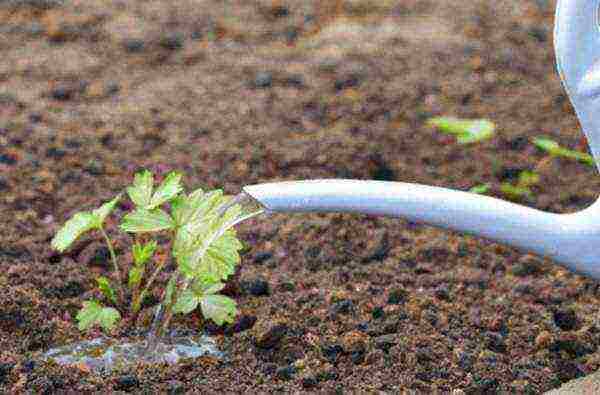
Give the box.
[244,179,600,279]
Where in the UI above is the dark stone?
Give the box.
[256,324,288,349]
[0,153,17,165]
[549,339,593,358]
[270,5,289,18]
[553,309,579,331]
[278,281,295,292]
[50,84,82,101]
[469,377,499,393]
[253,252,273,264]
[330,299,354,315]
[362,234,390,262]
[555,359,585,383]
[321,343,344,364]
[370,156,396,181]
[281,74,304,88]
[276,365,296,381]
[496,166,525,181]
[226,315,257,334]
[434,285,450,301]
[302,377,318,389]
[21,360,35,373]
[100,133,113,147]
[122,38,145,53]
[159,33,184,50]
[242,278,270,297]
[46,147,66,159]
[316,369,338,382]
[115,375,139,391]
[0,177,8,191]
[351,349,365,365]
[334,74,361,91]
[374,334,396,352]
[505,136,528,151]
[485,332,507,353]
[252,72,273,89]
[0,362,14,385]
[528,26,548,42]
[371,306,385,320]
[29,112,43,123]
[387,288,408,305]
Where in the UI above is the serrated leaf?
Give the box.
[428,117,495,144]
[148,171,183,209]
[90,195,121,228]
[96,276,117,304]
[132,240,157,266]
[173,289,200,315]
[76,300,121,332]
[128,266,144,289]
[120,208,175,233]
[51,212,97,252]
[200,295,237,325]
[127,170,154,208]
[198,230,243,281]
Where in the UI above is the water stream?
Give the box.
[41,192,265,372]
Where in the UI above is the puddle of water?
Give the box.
[42,332,224,373]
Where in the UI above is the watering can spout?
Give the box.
[243,180,600,279]
[242,0,600,280]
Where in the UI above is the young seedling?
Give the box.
[51,170,245,335]
[427,117,495,144]
[533,136,595,166]
[500,170,540,201]
[469,183,491,195]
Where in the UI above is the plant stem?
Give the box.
[100,226,121,281]
[99,226,126,304]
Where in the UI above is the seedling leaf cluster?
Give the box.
[51,170,244,335]
[428,117,595,200]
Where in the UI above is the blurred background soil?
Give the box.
[2,0,600,392]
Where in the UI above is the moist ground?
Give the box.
[1,0,599,392]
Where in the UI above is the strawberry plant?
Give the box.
[51,170,246,335]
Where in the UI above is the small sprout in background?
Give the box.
[533,136,595,166]
[469,184,491,195]
[51,170,246,335]
[500,170,540,201]
[427,117,495,144]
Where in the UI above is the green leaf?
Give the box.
[51,212,97,252]
[164,276,178,307]
[132,240,157,266]
[500,183,533,200]
[534,136,594,166]
[52,195,122,252]
[128,266,144,289]
[127,170,154,208]
[96,276,117,304]
[120,208,175,233]
[428,117,495,144]
[469,184,490,194]
[148,171,184,209]
[533,137,560,154]
[173,289,200,315]
[518,170,540,187]
[76,300,121,332]
[200,295,237,325]
[197,230,243,281]
[91,195,121,227]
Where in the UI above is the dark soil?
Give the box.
[1,0,600,392]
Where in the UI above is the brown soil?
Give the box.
[1,0,600,392]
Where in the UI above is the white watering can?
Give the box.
[242,0,600,280]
